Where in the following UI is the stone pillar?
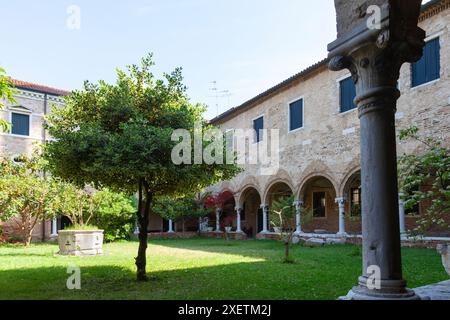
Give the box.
[335,198,347,236]
[168,220,174,233]
[260,204,269,233]
[134,220,139,235]
[294,200,304,234]
[328,0,425,300]
[215,208,222,232]
[51,216,58,237]
[235,206,243,233]
[398,193,406,235]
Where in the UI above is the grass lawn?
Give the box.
[0,238,447,300]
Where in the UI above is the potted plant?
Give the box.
[54,183,104,256]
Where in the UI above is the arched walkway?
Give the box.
[239,187,262,238]
[340,169,362,234]
[298,175,338,233]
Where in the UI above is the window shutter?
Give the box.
[289,99,303,131]
[412,37,440,87]
[11,113,30,136]
[253,117,264,143]
[340,77,357,113]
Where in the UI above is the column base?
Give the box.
[336,232,348,237]
[339,277,422,300]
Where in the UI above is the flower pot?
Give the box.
[225,227,233,233]
[206,227,214,232]
[58,230,104,256]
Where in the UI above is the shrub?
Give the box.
[92,190,136,242]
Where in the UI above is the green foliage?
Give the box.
[153,195,208,222]
[0,152,56,246]
[64,224,100,231]
[93,190,136,242]
[398,126,450,235]
[43,53,240,196]
[0,68,15,132]
[270,195,296,232]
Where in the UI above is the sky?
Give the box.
[0,1,354,119]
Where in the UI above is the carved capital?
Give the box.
[328,1,425,117]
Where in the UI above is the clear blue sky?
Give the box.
[1,1,340,119]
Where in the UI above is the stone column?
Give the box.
[168,220,174,233]
[235,206,243,233]
[328,0,425,300]
[134,220,139,235]
[260,204,269,233]
[335,197,347,236]
[51,216,58,237]
[215,208,222,232]
[398,193,406,235]
[294,200,304,234]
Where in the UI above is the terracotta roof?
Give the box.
[10,78,71,97]
[210,0,447,125]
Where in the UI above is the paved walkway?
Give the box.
[414,280,450,300]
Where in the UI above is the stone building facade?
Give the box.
[0,79,70,242]
[206,0,450,239]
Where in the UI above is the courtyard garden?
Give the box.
[0,238,447,300]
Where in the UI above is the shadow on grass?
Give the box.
[0,260,357,300]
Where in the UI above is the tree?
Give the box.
[43,54,239,281]
[398,126,450,235]
[0,67,15,132]
[269,196,297,263]
[153,195,208,232]
[0,153,56,246]
[93,189,136,242]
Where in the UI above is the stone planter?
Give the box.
[437,244,450,276]
[58,230,104,256]
[225,227,233,233]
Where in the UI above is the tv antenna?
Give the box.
[208,81,232,117]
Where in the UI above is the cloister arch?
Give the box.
[238,186,262,238]
[263,181,294,207]
[297,174,339,233]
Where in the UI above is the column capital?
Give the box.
[335,197,346,206]
[293,200,304,207]
[235,206,243,212]
[328,2,425,119]
[260,204,269,211]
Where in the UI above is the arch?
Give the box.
[339,166,361,196]
[262,169,295,204]
[297,172,339,199]
[238,185,263,238]
[263,179,295,205]
[238,184,262,207]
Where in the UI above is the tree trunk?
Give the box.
[284,241,290,262]
[135,179,152,282]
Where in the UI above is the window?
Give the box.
[11,112,30,136]
[339,77,357,113]
[289,98,304,131]
[312,192,326,218]
[412,37,440,87]
[350,187,362,217]
[253,116,264,143]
